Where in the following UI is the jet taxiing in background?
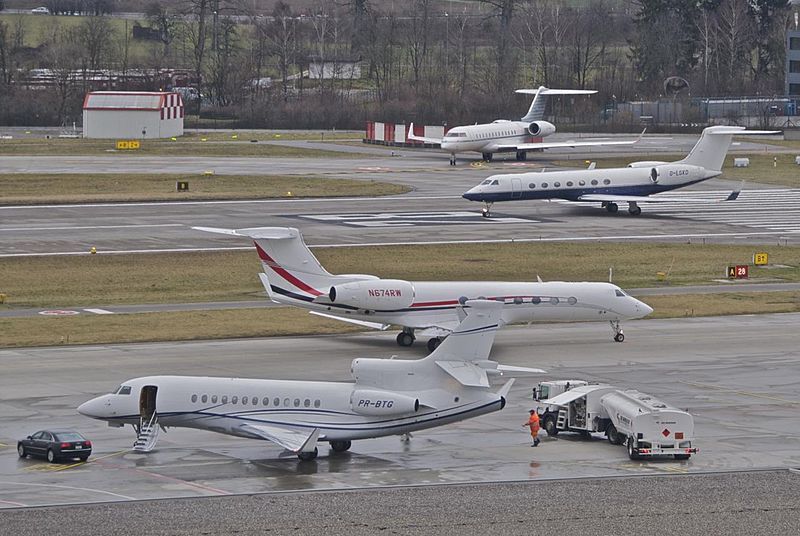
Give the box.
[195,226,652,349]
[463,126,779,216]
[407,86,643,163]
[78,300,541,461]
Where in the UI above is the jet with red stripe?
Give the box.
[195,226,653,351]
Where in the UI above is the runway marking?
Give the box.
[38,310,80,316]
[0,224,183,232]
[129,467,232,496]
[0,481,135,500]
[83,308,114,315]
[0,498,28,507]
[298,211,542,227]
[679,380,800,405]
[2,229,798,258]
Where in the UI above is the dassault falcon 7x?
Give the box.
[194,226,652,350]
[463,125,779,216]
[78,300,541,461]
[407,86,643,164]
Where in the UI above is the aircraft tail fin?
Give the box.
[425,300,503,363]
[676,126,780,172]
[193,226,348,300]
[517,86,597,123]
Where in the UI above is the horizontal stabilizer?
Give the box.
[515,88,597,96]
[497,364,547,374]
[436,360,490,387]
[407,122,443,145]
[726,181,745,201]
[702,128,781,136]
[193,226,299,240]
[308,310,390,330]
[240,423,320,453]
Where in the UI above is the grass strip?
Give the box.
[0,137,370,158]
[0,173,410,204]
[1,242,799,308]
[2,291,798,348]
[553,153,800,188]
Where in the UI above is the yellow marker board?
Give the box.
[753,252,768,265]
[116,140,141,150]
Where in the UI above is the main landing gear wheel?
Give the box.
[516,151,527,161]
[427,338,442,352]
[482,152,493,162]
[628,203,642,216]
[330,440,351,453]
[297,447,318,462]
[606,202,619,213]
[396,332,415,347]
[614,333,625,343]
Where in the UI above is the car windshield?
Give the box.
[54,432,84,441]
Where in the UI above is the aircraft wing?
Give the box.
[407,122,442,145]
[240,423,320,453]
[308,310,391,330]
[496,129,645,152]
[577,185,743,204]
[436,360,490,387]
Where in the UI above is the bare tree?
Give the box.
[74,15,114,72]
[146,1,179,58]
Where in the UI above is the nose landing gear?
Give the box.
[481,202,493,218]
[610,320,625,342]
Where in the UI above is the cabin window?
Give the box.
[541,183,548,188]
[293,398,301,407]
[568,297,577,305]
[603,179,611,185]
[513,297,523,305]
[532,297,541,304]
[201,394,208,403]
[242,396,248,405]
[211,395,218,404]
[221,395,228,404]
[528,183,536,189]
[284,397,290,406]
[566,181,573,187]
[550,297,559,305]
[252,397,258,406]
[191,394,198,403]
[314,399,321,408]
[579,180,586,186]
[232,396,238,404]
[263,397,269,406]
[591,179,598,186]
[304,399,311,407]
[554,182,561,188]
[274,397,280,406]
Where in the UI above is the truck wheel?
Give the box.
[543,415,558,437]
[626,437,639,460]
[674,454,691,461]
[606,424,622,445]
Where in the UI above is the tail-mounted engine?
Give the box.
[350,389,419,416]
[328,279,415,310]
[527,121,556,137]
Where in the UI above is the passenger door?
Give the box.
[511,178,522,199]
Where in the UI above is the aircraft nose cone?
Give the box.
[462,187,481,201]
[77,397,104,418]
[636,299,654,317]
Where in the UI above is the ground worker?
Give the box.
[522,409,541,447]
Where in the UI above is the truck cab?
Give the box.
[533,380,588,402]
[534,383,617,438]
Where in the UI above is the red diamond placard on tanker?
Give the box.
[662,428,670,437]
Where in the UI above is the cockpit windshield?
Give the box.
[614,289,628,297]
[481,179,492,185]
[112,385,132,395]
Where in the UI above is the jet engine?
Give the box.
[328,279,415,310]
[527,121,556,137]
[350,389,420,416]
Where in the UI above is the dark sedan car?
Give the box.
[17,430,92,463]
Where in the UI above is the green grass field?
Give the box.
[0,173,410,204]
[2,242,798,309]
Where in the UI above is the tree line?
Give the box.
[0,0,793,128]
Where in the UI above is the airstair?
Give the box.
[556,408,568,430]
[133,412,160,452]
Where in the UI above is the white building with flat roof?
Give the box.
[82,91,184,139]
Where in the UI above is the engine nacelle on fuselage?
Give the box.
[350,389,419,416]
[527,121,556,137]
[329,279,415,310]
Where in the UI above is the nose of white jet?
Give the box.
[78,396,108,419]
[632,298,654,318]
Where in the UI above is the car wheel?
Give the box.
[17,444,26,458]
[79,456,90,462]
[46,449,57,463]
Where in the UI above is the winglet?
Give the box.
[726,181,745,201]
[298,428,321,454]
[636,127,647,143]
[496,378,515,398]
[587,162,596,170]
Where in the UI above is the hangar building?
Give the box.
[82,91,184,139]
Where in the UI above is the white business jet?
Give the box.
[463,125,779,216]
[78,300,541,461]
[194,226,652,348]
[407,86,643,164]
